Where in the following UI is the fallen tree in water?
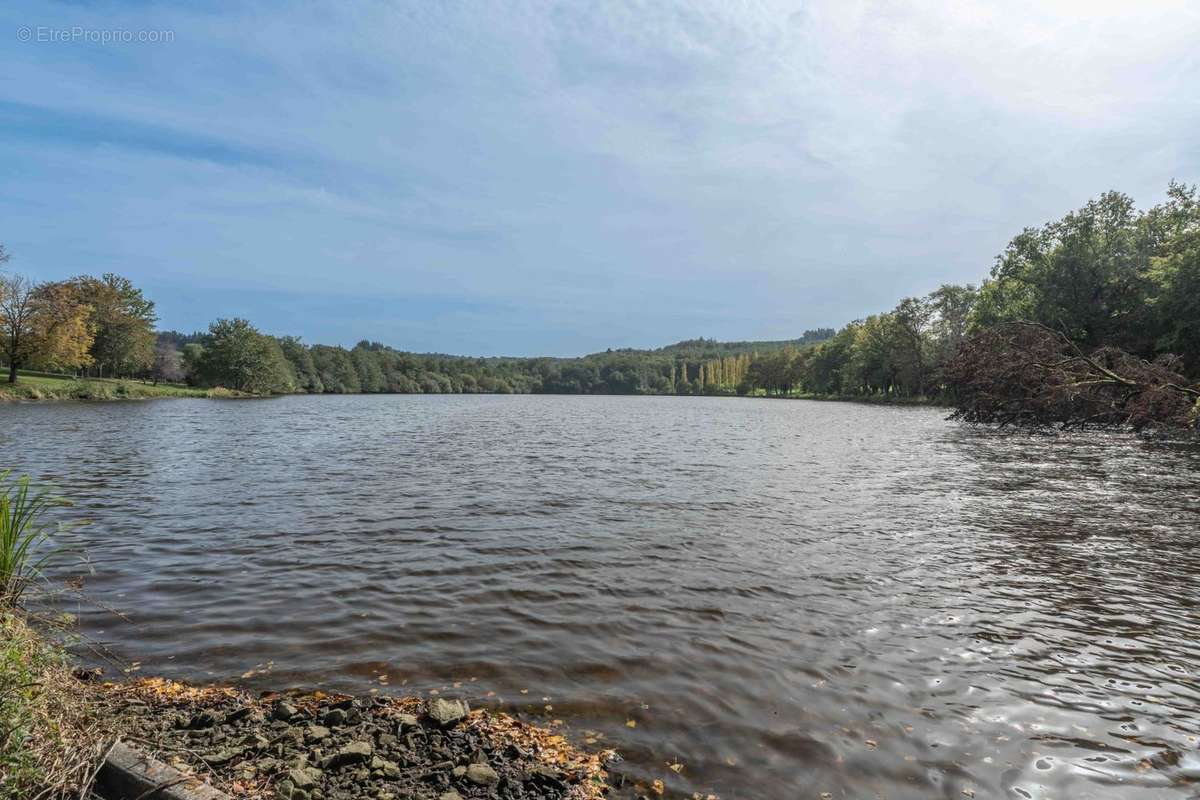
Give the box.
[946,321,1200,431]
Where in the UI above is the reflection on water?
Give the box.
[3,395,1199,799]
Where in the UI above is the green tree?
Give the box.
[69,273,157,377]
[194,318,295,394]
[310,345,361,393]
[351,343,386,393]
[973,191,1155,352]
[278,336,323,393]
[891,297,932,396]
[1146,182,1200,374]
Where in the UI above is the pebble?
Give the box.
[466,763,500,786]
[323,740,374,769]
[287,766,321,789]
[273,702,299,722]
[427,698,469,728]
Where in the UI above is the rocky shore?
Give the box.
[98,678,614,800]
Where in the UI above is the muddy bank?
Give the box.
[97,678,614,800]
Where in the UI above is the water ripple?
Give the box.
[4,395,1199,799]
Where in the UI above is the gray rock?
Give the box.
[275,782,310,800]
[397,713,420,732]
[465,763,499,786]
[322,740,373,769]
[439,793,463,800]
[322,708,347,727]
[451,765,467,778]
[370,757,402,779]
[273,702,299,722]
[306,725,331,742]
[206,747,244,766]
[245,732,270,750]
[427,698,469,728]
[287,766,321,789]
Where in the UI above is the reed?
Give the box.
[0,471,70,607]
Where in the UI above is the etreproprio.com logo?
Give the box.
[17,25,175,44]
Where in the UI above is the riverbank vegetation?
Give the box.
[0,610,114,800]
[0,372,220,402]
[2,182,1198,428]
[0,469,109,799]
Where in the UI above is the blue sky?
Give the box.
[2,1,1198,356]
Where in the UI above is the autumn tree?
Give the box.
[1,275,94,383]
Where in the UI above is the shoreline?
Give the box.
[102,680,614,800]
[2,611,614,800]
[1,376,946,408]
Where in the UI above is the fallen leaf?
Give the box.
[652,779,664,795]
[626,720,637,729]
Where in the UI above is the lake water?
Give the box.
[4,395,1200,799]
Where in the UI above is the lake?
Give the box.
[4,394,1200,799]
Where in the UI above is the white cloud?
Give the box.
[1,0,1197,351]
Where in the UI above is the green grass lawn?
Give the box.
[0,372,215,401]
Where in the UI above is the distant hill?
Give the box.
[653,330,835,357]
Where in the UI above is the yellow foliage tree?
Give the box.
[1,275,94,383]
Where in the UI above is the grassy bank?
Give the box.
[0,373,233,401]
[0,610,115,799]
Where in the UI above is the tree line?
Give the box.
[731,183,1199,425]
[0,248,833,395]
[2,181,1196,427]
